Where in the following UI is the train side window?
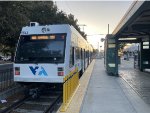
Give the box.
[81,48,83,59]
[79,48,81,59]
[86,51,88,58]
[69,47,74,67]
[75,47,80,60]
[84,49,85,58]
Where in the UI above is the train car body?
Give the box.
[14,23,93,87]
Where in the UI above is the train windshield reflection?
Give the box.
[15,34,66,63]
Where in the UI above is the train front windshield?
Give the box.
[15,34,66,63]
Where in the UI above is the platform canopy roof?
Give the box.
[112,0,150,42]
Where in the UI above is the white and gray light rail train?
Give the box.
[14,22,93,88]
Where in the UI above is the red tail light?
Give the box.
[58,72,64,76]
[15,67,20,75]
[58,67,64,76]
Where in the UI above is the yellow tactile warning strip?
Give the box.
[60,68,79,112]
[57,60,95,113]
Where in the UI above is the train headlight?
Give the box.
[15,67,20,75]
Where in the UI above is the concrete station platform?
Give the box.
[57,59,150,113]
[119,58,150,105]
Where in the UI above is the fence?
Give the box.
[0,63,15,92]
[60,68,79,112]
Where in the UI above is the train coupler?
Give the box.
[29,88,41,99]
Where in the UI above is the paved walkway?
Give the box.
[80,59,150,113]
[119,58,150,105]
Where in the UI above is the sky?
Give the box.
[56,1,134,50]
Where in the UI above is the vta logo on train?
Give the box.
[29,66,48,76]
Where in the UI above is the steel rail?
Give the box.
[44,94,62,113]
[1,96,30,113]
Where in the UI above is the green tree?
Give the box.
[0,1,87,60]
[0,1,30,58]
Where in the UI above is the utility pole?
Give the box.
[79,24,86,32]
[108,24,109,34]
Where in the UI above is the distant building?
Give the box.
[123,43,139,52]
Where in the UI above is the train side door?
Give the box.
[87,51,89,65]
[69,47,75,68]
[81,48,84,72]
[84,49,86,70]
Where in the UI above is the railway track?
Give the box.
[1,92,62,113]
